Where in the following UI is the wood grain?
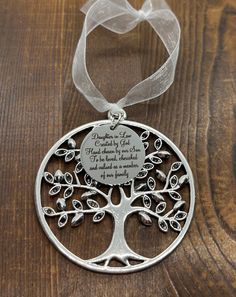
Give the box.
[0,0,236,296]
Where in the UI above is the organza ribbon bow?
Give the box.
[72,0,181,113]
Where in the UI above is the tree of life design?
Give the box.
[42,125,190,268]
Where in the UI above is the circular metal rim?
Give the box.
[35,120,195,274]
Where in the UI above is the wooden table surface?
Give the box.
[1,0,236,296]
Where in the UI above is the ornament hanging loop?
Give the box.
[73,0,181,113]
[108,108,127,130]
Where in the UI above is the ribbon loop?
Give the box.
[72,0,181,113]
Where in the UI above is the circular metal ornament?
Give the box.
[35,120,195,274]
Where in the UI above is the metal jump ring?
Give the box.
[108,109,127,130]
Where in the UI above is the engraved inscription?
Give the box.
[80,125,145,185]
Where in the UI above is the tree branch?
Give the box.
[119,186,128,200]
[53,182,110,200]
[145,151,158,160]
[130,185,180,204]
[49,170,112,202]
[79,184,111,201]
[74,170,81,185]
[44,205,111,218]
[163,167,173,190]
[130,179,135,197]
[129,206,173,221]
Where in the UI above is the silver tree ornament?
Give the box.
[35,120,195,273]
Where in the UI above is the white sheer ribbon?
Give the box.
[72,0,180,113]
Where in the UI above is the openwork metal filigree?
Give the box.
[35,120,195,273]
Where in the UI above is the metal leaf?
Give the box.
[169,191,182,201]
[170,175,179,188]
[174,211,187,221]
[147,177,156,190]
[143,163,154,171]
[71,213,84,227]
[179,174,189,186]
[136,169,148,179]
[75,154,81,162]
[75,162,83,173]
[55,148,67,156]
[158,219,168,232]
[49,185,61,196]
[142,195,152,208]
[64,172,73,184]
[143,142,149,150]
[154,138,162,150]
[173,200,185,210]
[54,170,64,183]
[171,162,182,171]
[84,174,92,186]
[156,202,167,214]
[58,214,68,228]
[93,211,105,223]
[56,198,66,210]
[150,156,162,164]
[65,150,75,162]
[138,211,152,226]
[170,219,182,232]
[156,170,167,182]
[87,199,99,209]
[140,130,150,141]
[67,138,76,149]
[44,172,54,184]
[72,199,83,210]
[43,207,55,216]
[64,186,74,199]
[151,192,165,202]
[81,190,97,200]
[90,179,98,187]
[134,183,147,191]
[156,150,171,159]
[124,181,131,186]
